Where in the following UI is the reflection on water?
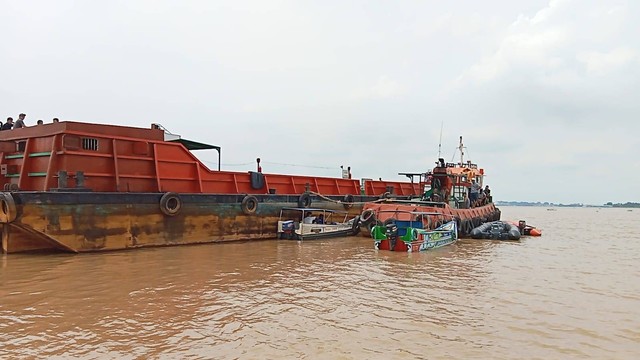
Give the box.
[1,207,639,359]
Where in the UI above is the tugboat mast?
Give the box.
[457,136,465,165]
[438,121,444,159]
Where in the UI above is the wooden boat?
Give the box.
[276,207,360,240]
[0,121,424,253]
[358,136,500,238]
[470,221,521,240]
[372,219,457,252]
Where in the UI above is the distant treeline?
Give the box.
[495,201,585,207]
[605,202,640,208]
[496,201,640,208]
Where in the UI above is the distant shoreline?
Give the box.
[496,201,639,208]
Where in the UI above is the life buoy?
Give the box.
[343,194,355,209]
[360,209,375,226]
[241,195,258,215]
[159,192,182,217]
[351,215,361,235]
[0,192,17,223]
[298,193,312,208]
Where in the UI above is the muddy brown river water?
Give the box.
[1,206,639,359]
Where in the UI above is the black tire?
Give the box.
[343,194,355,209]
[160,192,182,216]
[0,192,17,223]
[463,220,473,236]
[351,215,361,235]
[432,178,441,189]
[379,192,391,200]
[297,193,312,208]
[360,209,375,226]
[241,195,258,215]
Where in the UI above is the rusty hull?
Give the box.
[0,192,370,254]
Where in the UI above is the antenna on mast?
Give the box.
[458,136,465,164]
[437,121,444,159]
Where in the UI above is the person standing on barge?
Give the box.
[14,113,26,129]
[1,117,14,130]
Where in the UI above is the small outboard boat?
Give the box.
[511,220,542,237]
[470,221,521,240]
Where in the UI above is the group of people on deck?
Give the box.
[426,175,492,209]
[1,113,59,130]
[463,180,490,208]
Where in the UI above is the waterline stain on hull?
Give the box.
[1,192,371,253]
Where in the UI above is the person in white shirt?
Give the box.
[303,212,315,224]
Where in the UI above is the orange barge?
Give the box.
[0,121,422,253]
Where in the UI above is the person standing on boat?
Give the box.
[14,113,26,129]
[461,192,470,209]
[484,185,491,203]
[470,179,480,206]
[1,117,14,130]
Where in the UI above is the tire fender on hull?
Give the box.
[241,195,259,215]
[298,193,312,208]
[160,192,182,216]
[343,194,355,210]
[360,209,376,226]
[0,192,17,223]
[351,215,361,235]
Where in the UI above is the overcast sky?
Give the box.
[2,0,638,204]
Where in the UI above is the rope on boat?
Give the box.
[308,191,388,206]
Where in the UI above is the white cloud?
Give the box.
[577,48,639,75]
[350,75,405,100]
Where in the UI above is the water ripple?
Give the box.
[1,207,639,359]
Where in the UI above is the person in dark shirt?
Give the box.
[1,117,14,130]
